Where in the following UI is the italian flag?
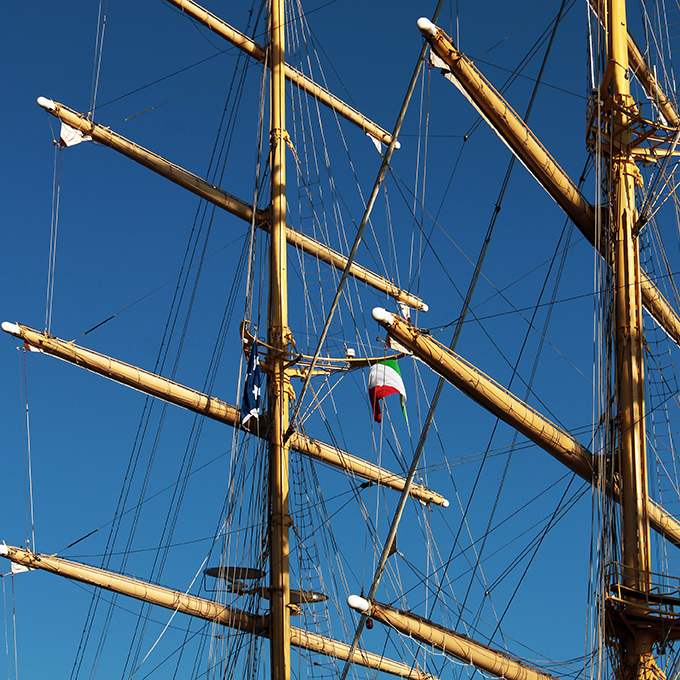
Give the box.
[368,359,407,423]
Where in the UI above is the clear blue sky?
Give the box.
[1,0,647,678]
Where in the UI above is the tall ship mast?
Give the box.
[5,1,680,679]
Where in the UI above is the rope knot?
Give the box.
[270,127,299,163]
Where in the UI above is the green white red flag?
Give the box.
[368,359,407,423]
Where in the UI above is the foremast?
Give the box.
[267,0,293,678]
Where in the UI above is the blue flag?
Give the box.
[241,341,262,425]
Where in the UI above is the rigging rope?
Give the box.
[2,572,19,680]
[337,2,448,675]
[120,57,261,678]
[588,3,615,677]
[20,350,35,554]
[458,218,577,638]
[70,14,262,675]
[45,143,62,334]
[6,574,18,680]
[89,0,108,118]
[128,553,210,678]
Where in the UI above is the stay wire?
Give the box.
[11,576,18,680]
[21,350,35,554]
[478,475,580,667]
[458,164,576,645]
[45,143,62,334]
[393,472,583,604]
[2,569,20,680]
[389,153,597,410]
[89,0,108,118]
[405,0,578,295]
[450,210,573,636]
[120,41,259,680]
[70,36,257,680]
[426,16,578,289]
[1,575,7,680]
[70,98,243,680]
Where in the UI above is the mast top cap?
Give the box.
[347,594,371,613]
[372,307,394,325]
[37,97,56,112]
[417,18,437,38]
[1,322,20,337]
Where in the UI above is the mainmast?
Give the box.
[604,1,656,678]
[606,0,651,594]
[267,0,292,677]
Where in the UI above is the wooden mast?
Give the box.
[606,1,657,679]
[267,0,292,676]
[607,0,651,593]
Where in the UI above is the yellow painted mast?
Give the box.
[607,0,652,592]
[604,2,658,679]
[267,0,292,676]
[417,1,669,677]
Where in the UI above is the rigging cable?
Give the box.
[20,349,36,555]
[2,573,19,680]
[283,4,382,399]
[405,0,579,299]
[120,43,263,680]
[127,553,210,678]
[69,23,260,679]
[458,222,578,644]
[89,0,108,118]
[45,143,62,335]
[409,63,430,291]
[1,573,7,680]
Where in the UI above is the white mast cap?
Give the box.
[417,18,437,38]
[371,307,394,325]
[1,322,21,337]
[37,97,56,111]
[347,595,371,613]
